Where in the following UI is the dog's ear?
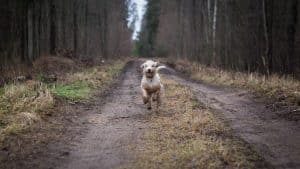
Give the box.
[140,63,145,69]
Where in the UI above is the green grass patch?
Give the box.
[51,82,91,101]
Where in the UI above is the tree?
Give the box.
[0,0,133,67]
[138,0,300,77]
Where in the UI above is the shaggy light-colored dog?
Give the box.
[140,60,166,110]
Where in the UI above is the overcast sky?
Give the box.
[128,0,147,40]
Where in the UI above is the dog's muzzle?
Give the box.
[146,72,154,78]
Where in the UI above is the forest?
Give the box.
[137,0,300,76]
[0,0,300,169]
[0,0,132,72]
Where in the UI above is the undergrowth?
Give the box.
[0,81,54,141]
[0,58,126,147]
[164,59,300,105]
[51,61,124,101]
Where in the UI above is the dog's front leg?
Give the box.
[142,89,149,104]
[142,89,152,109]
[152,92,157,102]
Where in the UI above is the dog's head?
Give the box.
[141,60,159,78]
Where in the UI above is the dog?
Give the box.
[140,60,166,110]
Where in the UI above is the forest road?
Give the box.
[22,60,299,169]
[163,66,300,169]
[55,61,147,169]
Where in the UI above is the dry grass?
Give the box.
[0,58,127,147]
[51,61,126,101]
[65,60,125,88]
[0,81,54,140]
[128,78,269,169]
[163,59,300,105]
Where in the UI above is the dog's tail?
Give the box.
[157,65,167,72]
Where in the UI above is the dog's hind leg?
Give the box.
[156,92,162,110]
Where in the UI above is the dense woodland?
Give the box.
[0,0,132,66]
[138,0,300,76]
[1,0,300,77]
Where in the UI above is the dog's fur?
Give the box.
[140,60,166,110]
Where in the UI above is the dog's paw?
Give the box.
[143,98,148,104]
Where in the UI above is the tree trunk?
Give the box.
[212,0,218,65]
[262,0,270,75]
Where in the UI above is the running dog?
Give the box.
[140,60,166,110]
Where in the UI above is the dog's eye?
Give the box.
[152,65,155,67]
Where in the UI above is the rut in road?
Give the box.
[56,61,146,169]
[163,68,300,169]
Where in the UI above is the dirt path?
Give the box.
[164,67,300,169]
[51,61,146,169]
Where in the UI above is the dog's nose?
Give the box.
[147,69,151,73]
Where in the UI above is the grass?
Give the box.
[0,59,126,147]
[0,87,4,96]
[127,77,269,169]
[163,59,300,105]
[51,61,125,101]
[51,82,91,101]
[0,81,54,141]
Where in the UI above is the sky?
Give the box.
[128,0,147,40]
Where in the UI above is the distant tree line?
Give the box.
[138,0,300,76]
[0,0,132,66]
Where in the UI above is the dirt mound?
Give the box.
[0,56,77,86]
